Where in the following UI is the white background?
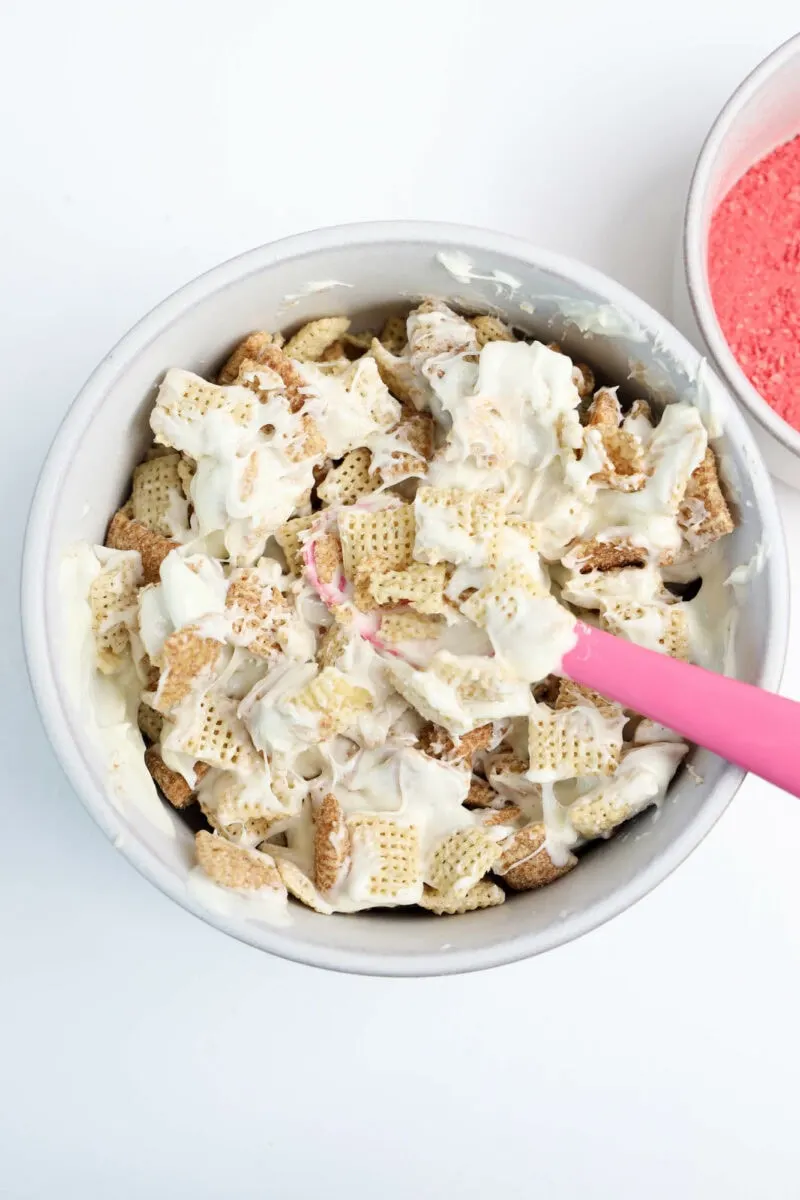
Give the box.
[2,3,800,1197]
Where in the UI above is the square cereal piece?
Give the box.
[347,815,422,904]
[563,537,648,574]
[379,315,408,356]
[418,722,496,765]
[165,693,259,773]
[426,827,502,894]
[284,317,351,362]
[218,331,284,385]
[226,568,290,660]
[152,627,223,715]
[555,679,623,721]
[132,451,189,538]
[375,414,435,486]
[479,804,523,829]
[527,701,622,782]
[494,823,577,891]
[413,487,505,567]
[273,855,334,914]
[603,600,690,660]
[378,611,446,644]
[275,513,316,575]
[195,830,284,893]
[137,702,164,745]
[585,388,648,492]
[338,504,415,578]
[105,509,179,585]
[152,369,258,450]
[317,447,378,507]
[145,747,208,809]
[88,551,142,673]
[679,447,735,551]
[314,792,351,893]
[470,314,515,347]
[464,777,502,809]
[360,561,448,615]
[418,879,505,915]
[316,622,352,669]
[291,667,373,738]
[486,752,541,802]
[368,338,428,410]
[460,561,548,627]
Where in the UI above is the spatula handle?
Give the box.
[562,621,800,797]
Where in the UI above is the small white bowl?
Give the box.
[684,33,800,488]
[22,221,788,976]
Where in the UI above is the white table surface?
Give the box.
[3,3,800,1197]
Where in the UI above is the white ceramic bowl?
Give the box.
[684,33,800,488]
[23,221,788,976]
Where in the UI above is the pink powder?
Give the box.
[708,133,800,430]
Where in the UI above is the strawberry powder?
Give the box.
[708,134,800,430]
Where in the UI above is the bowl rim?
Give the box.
[684,32,800,459]
[22,219,789,976]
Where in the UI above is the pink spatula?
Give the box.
[562,621,798,796]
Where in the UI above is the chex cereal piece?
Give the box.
[603,600,690,660]
[369,338,428,409]
[284,317,351,362]
[132,451,187,538]
[145,747,208,809]
[88,552,142,673]
[273,856,334,914]
[470,314,515,347]
[413,487,505,566]
[319,339,347,362]
[679,447,734,551]
[427,827,501,893]
[527,702,622,781]
[292,667,373,737]
[486,753,539,801]
[378,611,446,644]
[464,777,501,809]
[282,412,326,463]
[195,831,284,893]
[176,454,196,497]
[338,504,415,577]
[347,816,422,903]
[418,879,505,915]
[460,561,548,627]
[374,315,405,356]
[360,561,448,615]
[377,414,435,485]
[237,346,309,413]
[573,363,595,398]
[201,802,282,845]
[152,628,222,714]
[106,509,178,585]
[226,568,289,659]
[168,693,259,773]
[565,537,648,574]
[568,742,688,838]
[275,513,316,575]
[586,388,648,491]
[152,370,257,446]
[386,653,530,737]
[313,533,344,586]
[418,722,495,764]
[480,805,523,828]
[495,823,577,891]
[137,702,163,745]
[315,622,351,669]
[218,331,284,385]
[317,447,378,506]
[555,679,622,720]
[341,329,377,357]
[314,793,351,893]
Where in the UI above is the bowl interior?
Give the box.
[30,227,784,973]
